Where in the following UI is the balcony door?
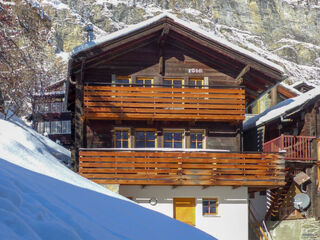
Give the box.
[174,198,195,226]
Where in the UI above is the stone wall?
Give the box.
[266,218,320,240]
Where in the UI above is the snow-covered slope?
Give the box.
[0,118,215,240]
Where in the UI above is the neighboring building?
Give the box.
[248,82,301,115]
[244,87,320,222]
[32,80,72,149]
[66,13,286,240]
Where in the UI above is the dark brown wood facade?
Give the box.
[67,15,285,187]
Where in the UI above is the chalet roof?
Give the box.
[67,13,286,109]
[72,13,284,73]
[243,86,320,131]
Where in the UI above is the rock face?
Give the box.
[40,0,320,84]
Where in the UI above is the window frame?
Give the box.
[190,129,206,149]
[115,76,131,86]
[189,78,204,88]
[163,129,185,149]
[163,78,184,88]
[114,128,131,148]
[202,198,219,216]
[134,128,157,148]
[136,77,153,87]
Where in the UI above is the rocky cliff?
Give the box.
[39,0,320,84]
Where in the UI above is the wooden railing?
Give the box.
[79,149,285,187]
[83,85,245,121]
[263,134,316,161]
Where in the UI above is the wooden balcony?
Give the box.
[79,149,285,187]
[263,134,316,162]
[83,85,245,122]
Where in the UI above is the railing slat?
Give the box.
[263,135,316,161]
[79,150,285,186]
[83,85,245,122]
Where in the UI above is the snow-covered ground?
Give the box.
[0,117,215,240]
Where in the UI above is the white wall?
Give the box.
[120,186,248,240]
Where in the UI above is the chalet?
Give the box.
[32,80,72,149]
[244,87,320,222]
[66,13,286,240]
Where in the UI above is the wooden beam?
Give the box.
[235,65,250,83]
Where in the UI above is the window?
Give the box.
[136,77,153,87]
[163,130,184,148]
[51,102,62,113]
[37,121,44,134]
[189,78,203,88]
[50,121,62,134]
[44,121,50,134]
[116,76,131,86]
[62,120,71,134]
[114,129,130,148]
[163,78,183,88]
[202,198,218,215]
[135,129,156,148]
[190,130,205,149]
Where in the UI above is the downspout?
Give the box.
[245,74,288,113]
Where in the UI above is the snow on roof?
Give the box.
[243,86,320,131]
[279,82,301,96]
[72,13,284,73]
[33,90,65,97]
[0,116,216,240]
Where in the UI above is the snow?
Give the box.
[56,51,70,62]
[41,0,70,10]
[0,116,216,240]
[33,91,64,97]
[71,13,284,73]
[243,86,320,130]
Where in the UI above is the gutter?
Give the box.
[245,74,288,113]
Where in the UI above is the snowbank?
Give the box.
[0,118,215,240]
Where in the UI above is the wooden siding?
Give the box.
[83,85,245,122]
[79,150,285,187]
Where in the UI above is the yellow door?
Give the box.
[174,198,195,226]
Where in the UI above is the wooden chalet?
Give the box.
[32,80,72,149]
[66,13,286,239]
[244,87,320,222]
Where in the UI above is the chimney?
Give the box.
[85,24,94,42]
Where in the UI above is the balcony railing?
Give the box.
[263,134,316,161]
[83,85,245,122]
[79,149,285,187]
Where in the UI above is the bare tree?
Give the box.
[0,0,54,119]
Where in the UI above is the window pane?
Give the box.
[116,141,122,148]
[51,121,57,134]
[163,80,171,87]
[173,80,182,88]
[146,132,155,140]
[145,80,152,86]
[136,131,144,140]
[122,141,128,148]
[190,142,196,148]
[116,131,121,139]
[164,141,172,148]
[136,141,145,148]
[122,131,128,139]
[146,141,155,148]
[197,133,203,141]
[44,122,50,134]
[56,121,62,134]
[203,205,208,215]
[136,80,143,86]
[174,133,182,141]
[164,133,172,141]
[197,142,203,148]
[174,142,182,148]
[190,133,195,141]
[210,206,217,214]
